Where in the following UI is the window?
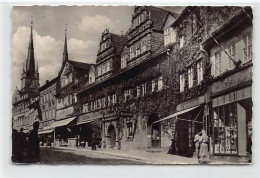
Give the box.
[121,55,127,69]
[89,71,95,84]
[124,89,132,101]
[102,63,106,74]
[136,43,141,56]
[98,66,101,76]
[152,80,156,92]
[90,101,93,111]
[197,60,203,84]
[112,94,117,105]
[74,94,77,103]
[228,42,236,69]
[106,61,110,72]
[243,32,252,63]
[49,110,51,119]
[158,76,163,91]
[52,109,55,118]
[130,46,136,59]
[215,51,222,76]
[179,36,184,48]
[126,122,133,139]
[136,85,141,98]
[142,83,147,96]
[188,67,194,88]
[141,38,147,53]
[107,96,111,106]
[180,73,185,92]
[164,27,176,46]
[213,103,237,154]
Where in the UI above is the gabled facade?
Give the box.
[53,31,92,147]
[96,28,127,81]
[126,6,178,67]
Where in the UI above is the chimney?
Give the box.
[46,80,49,84]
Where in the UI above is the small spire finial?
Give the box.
[65,24,68,33]
[36,61,38,73]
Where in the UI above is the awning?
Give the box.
[153,105,201,124]
[50,116,76,128]
[38,129,54,135]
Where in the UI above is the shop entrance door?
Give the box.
[175,120,189,156]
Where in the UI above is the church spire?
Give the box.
[63,24,68,62]
[25,16,36,75]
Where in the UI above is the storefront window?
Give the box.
[213,103,238,154]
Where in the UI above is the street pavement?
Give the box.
[40,147,148,164]
[39,146,242,165]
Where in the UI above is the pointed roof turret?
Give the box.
[23,62,25,73]
[25,16,36,75]
[36,61,39,73]
[63,24,69,62]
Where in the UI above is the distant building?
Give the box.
[12,21,40,132]
[38,77,59,137]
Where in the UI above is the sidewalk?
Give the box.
[51,146,241,165]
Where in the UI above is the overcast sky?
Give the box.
[12,6,183,93]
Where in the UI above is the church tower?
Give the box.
[20,18,40,93]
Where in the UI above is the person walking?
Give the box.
[91,133,97,150]
[194,131,201,161]
[28,121,40,163]
[199,130,209,163]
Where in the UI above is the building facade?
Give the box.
[38,77,59,138]
[52,32,92,147]
[76,6,179,151]
[202,7,253,162]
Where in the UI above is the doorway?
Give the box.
[107,125,116,149]
[147,114,161,149]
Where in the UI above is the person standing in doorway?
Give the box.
[194,131,202,161]
[199,130,209,163]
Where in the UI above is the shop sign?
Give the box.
[177,95,205,111]
[77,112,103,124]
[211,67,252,94]
[56,106,74,120]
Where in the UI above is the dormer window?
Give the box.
[164,27,176,46]
[121,55,127,69]
[179,36,184,48]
